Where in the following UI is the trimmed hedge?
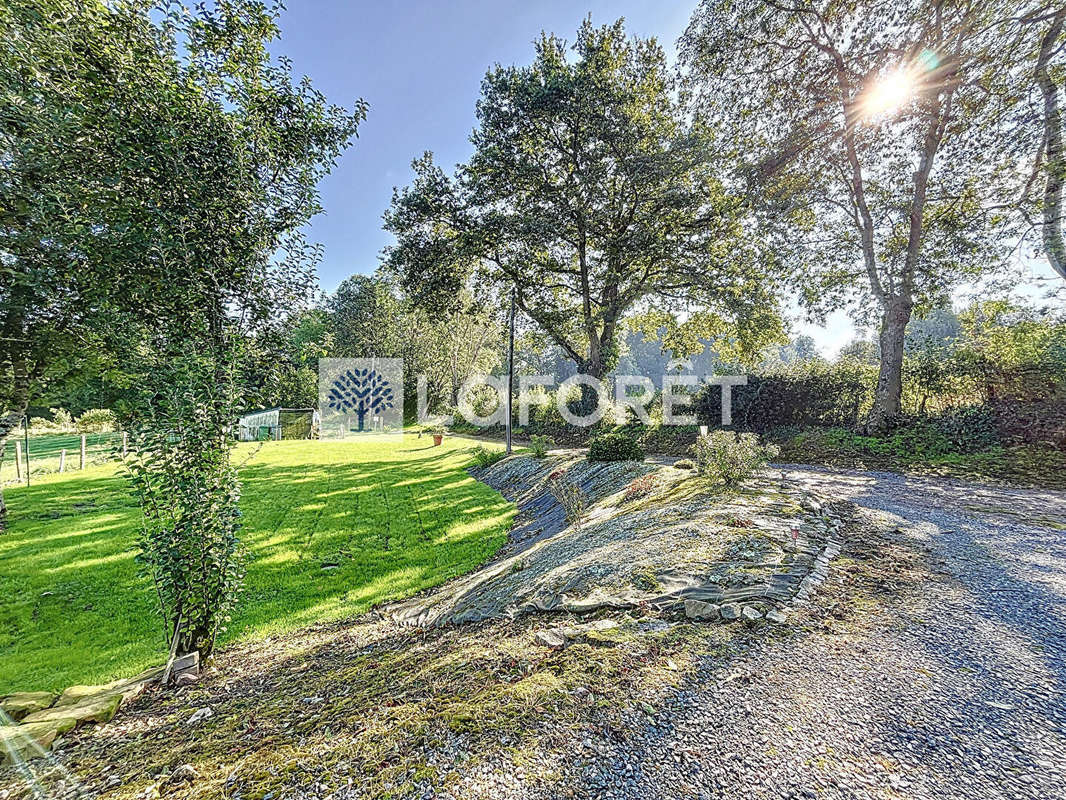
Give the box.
[588,432,645,462]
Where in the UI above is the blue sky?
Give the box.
[268,1,866,356]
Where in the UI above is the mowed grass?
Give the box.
[1,431,122,484]
[0,435,513,694]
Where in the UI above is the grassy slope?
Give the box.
[0,435,513,694]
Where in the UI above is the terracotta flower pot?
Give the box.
[433,434,443,446]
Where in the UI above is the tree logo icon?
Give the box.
[319,358,403,437]
[326,367,396,431]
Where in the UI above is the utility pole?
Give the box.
[506,287,516,455]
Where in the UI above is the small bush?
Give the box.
[29,408,75,434]
[588,432,644,462]
[622,473,657,502]
[529,434,552,458]
[693,431,779,487]
[471,446,507,469]
[673,458,696,470]
[75,408,117,433]
[548,471,587,529]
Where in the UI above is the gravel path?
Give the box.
[555,466,1066,800]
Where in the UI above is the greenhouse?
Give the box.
[236,408,317,441]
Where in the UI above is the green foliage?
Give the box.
[529,435,552,458]
[588,432,645,462]
[692,431,779,487]
[126,349,246,658]
[28,409,74,434]
[385,19,783,380]
[328,277,503,413]
[75,409,116,434]
[681,1,1024,428]
[471,446,507,469]
[0,436,515,693]
[696,361,876,432]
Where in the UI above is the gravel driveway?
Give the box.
[552,466,1066,800]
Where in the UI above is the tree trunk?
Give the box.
[868,297,912,433]
[572,359,608,418]
[1035,8,1066,280]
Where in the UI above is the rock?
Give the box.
[535,629,568,649]
[169,652,200,680]
[740,606,763,622]
[186,706,215,726]
[168,764,199,784]
[720,603,741,621]
[684,599,721,621]
[53,668,162,709]
[765,609,788,624]
[174,673,199,688]
[23,692,122,727]
[0,719,75,765]
[582,619,619,632]
[1,691,57,721]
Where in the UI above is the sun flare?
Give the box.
[862,69,914,119]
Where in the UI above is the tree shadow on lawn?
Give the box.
[0,447,514,694]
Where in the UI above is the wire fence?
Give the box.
[1,431,126,486]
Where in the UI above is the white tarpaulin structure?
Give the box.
[236,408,318,441]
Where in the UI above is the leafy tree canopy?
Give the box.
[384,19,784,381]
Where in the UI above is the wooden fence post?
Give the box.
[80,434,87,469]
[59,449,66,473]
[14,441,21,481]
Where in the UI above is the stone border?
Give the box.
[1,654,199,764]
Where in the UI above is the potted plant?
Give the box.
[428,423,446,446]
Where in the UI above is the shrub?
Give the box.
[548,471,587,529]
[692,431,779,487]
[529,434,552,458]
[75,408,117,433]
[29,408,76,434]
[471,446,507,469]
[673,458,696,470]
[588,432,644,462]
[52,408,74,431]
[622,473,657,502]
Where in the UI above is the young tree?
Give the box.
[385,20,782,404]
[682,0,1020,431]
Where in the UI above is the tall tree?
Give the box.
[1,0,363,655]
[385,20,782,403]
[682,0,1020,431]
[1009,4,1066,280]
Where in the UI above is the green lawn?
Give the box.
[0,435,513,694]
